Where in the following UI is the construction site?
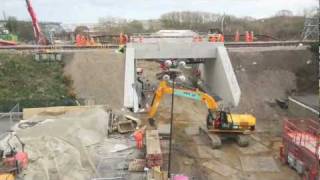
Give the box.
[0,1,319,180]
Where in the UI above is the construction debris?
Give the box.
[107,110,140,134]
[0,107,109,180]
[128,159,146,172]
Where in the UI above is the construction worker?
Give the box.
[90,37,96,46]
[220,34,224,42]
[117,32,127,53]
[133,126,146,149]
[76,34,82,46]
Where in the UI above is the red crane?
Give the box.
[25,0,49,45]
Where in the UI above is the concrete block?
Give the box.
[240,156,279,172]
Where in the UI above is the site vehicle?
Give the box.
[148,80,256,148]
[0,132,28,180]
[280,118,319,180]
[0,29,18,46]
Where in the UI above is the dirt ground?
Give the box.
[63,49,125,109]
[137,47,316,180]
[60,47,316,180]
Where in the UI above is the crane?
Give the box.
[25,0,49,45]
[148,80,256,148]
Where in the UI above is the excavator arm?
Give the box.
[148,80,256,131]
[148,80,218,119]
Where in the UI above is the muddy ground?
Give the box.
[62,46,316,180]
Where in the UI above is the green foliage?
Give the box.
[74,26,90,35]
[98,17,145,34]
[15,21,35,42]
[158,11,304,40]
[5,16,18,34]
[0,53,76,110]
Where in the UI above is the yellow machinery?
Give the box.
[0,174,14,180]
[148,80,256,148]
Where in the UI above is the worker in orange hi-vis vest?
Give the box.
[80,35,87,46]
[209,36,216,42]
[119,32,128,45]
[235,31,240,42]
[133,126,146,149]
[89,37,95,46]
[220,34,225,42]
[76,34,82,46]
[250,31,254,42]
[117,32,127,53]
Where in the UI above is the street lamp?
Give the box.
[161,60,187,178]
[167,71,176,179]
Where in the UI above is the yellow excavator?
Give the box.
[148,80,256,148]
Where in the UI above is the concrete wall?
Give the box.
[202,47,240,107]
[124,41,241,110]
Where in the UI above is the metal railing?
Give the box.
[0,103,21,122]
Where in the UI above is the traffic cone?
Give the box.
[245,31,250,42]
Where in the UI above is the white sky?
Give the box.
[0,0,318,23]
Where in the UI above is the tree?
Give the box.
[125,20,144,33]
[275,10,294,17]
[74,26,90,36]
[5,16,18,34]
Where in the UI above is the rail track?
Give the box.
[0,40,316,51]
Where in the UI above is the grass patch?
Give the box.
[0,53,76,111]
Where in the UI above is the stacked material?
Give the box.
[146,130,163,167]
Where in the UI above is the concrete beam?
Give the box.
[127,42,223,59]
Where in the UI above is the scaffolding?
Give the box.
[301,9,319,40]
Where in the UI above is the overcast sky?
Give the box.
[0,0,318,23]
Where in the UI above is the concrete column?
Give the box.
[124,48,139,111]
